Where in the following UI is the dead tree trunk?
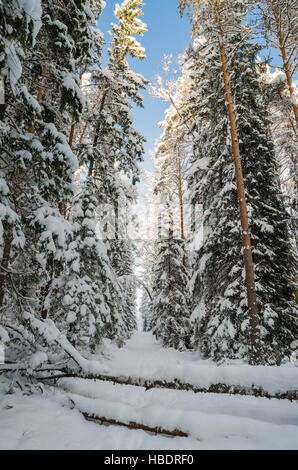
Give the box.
[214,0,259,363]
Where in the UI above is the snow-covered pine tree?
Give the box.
[179,0,264,363]
[185,29,297,364]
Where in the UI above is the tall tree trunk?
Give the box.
[273,6,298,127]
[177,145,186,267]
[88,91,108,177]
[290,152,298,304]
[0,237,11,308]
[68,122,75,148]
[79,94,100,145]
[68,70,85,149]
[213,0,259,362]
[177,146,185,241]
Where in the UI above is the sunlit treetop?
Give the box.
[112,0,147,61]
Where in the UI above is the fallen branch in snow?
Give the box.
[82,412,188,437]
[32,372,298,401]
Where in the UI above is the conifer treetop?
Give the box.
[112,0,147,61]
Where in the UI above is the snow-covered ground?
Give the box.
[1,332,298,450]
[98,332,298,395]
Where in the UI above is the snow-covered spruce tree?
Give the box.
[105,174,140,338]
[151,219,191,351]
[110,239,138,335]
[258,66,298,259]
[140,286,151,332]
[185,29,297,364]
[0,0,42,93]
[0,0,42,312]
[0,1,84,369]
[0,2,110,365]
[18,1,96,321]
[49,178,124,352]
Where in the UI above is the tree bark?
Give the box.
[88,91,108,177]
[68,123,75,148]
[177,146,185,241]
[177,145,187,267]
[213,0,259,363]
[294,276,298,305]
[68,69,85,149]
[273,6,298,127]
[79,94,100,145]
[28,66,47,133]
[0,238,11,308]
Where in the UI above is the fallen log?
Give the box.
[82,412,188,437]
[36,371,298,401]
[2,365,297,401]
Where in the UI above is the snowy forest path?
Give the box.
[96,331,203,379]
[56,333,298,448]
